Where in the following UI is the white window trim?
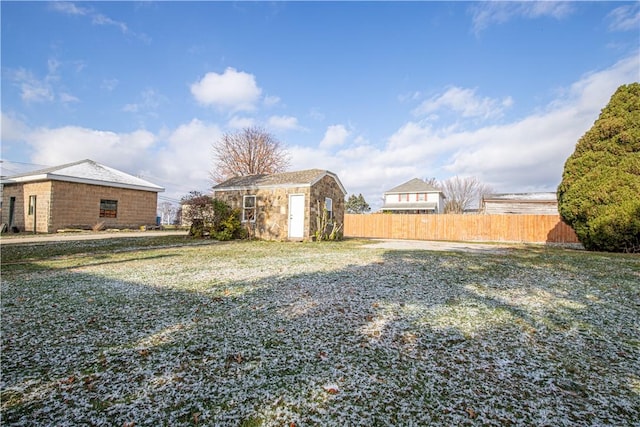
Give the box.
[243,195,256,222]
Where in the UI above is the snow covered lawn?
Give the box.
[2,238,639,426]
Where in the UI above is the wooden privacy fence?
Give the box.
[343,214,580,244]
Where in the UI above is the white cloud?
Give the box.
[470,2,574,34]
[49,2,88,16]
[47,58,61,75]
[156,119,222,194]
[440,54,640,190]
[190,68,262,112]
[263,95,281,107]
[27,126,156,173]
[320,124,350,149]
[10,68,54,103]
[607,3,640,32]
[227,116,255,129]
[289,53,639,210]
[308,108,325,121]
[92,13,129,34]
[50,2,149,41]
[398,91,422,103]
[413,86,513,120]
[7,54,636,211]
[1,112,30,141]
[7,59,83,105]
[59,92,80,104]
[10,117,220,201]
[101,79,119,92]
[123,88,165,113]
[268,115,300,131]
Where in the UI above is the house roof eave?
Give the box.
[213,169,347,196]
[381,202,438,211]
[3,173,165,193]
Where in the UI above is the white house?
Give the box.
[380,178,445,214]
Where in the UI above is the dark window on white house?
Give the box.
[100,199,118,218]
[243,195,256,222]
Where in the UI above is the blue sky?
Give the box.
[2,1,639,209]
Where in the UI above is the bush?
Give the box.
[557,83,640,252]
[181,192,244,240]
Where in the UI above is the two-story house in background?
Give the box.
[380,178,445,214]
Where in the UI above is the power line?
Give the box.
[0,159,52,168]
[158,195,181,204]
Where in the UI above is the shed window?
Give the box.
[28,195,36,215]
[325,197,333,221]
[243,195,256,222]
[100,199,118,218]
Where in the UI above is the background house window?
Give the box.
[100,199,118,218]
[243,195,256,222]
[28,195,36,215]
[325,197,333,221]
[418,193,426,201]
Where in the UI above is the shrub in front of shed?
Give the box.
[181,192,245,240]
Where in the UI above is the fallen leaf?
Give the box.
[323,384,339,394]
[60,376,75,385]
[466,407,478,419]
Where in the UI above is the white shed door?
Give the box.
[288,194,305,239]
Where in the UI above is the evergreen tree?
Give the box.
[346,193,371,214]
[557,83,640,252]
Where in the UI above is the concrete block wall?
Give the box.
[50,181,158,231]
[1,180,158,233]
[1,181,52,233]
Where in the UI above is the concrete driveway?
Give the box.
[362,239,519,253]
[0,230,188,245]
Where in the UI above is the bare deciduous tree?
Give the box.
[439,176,493,213]
[424,177,440,188]
[212,127,290,183]
[158,201,177,225]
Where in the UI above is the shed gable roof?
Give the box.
[385,178,441,194]
[213,169,347,195]
[1,159,164,192]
